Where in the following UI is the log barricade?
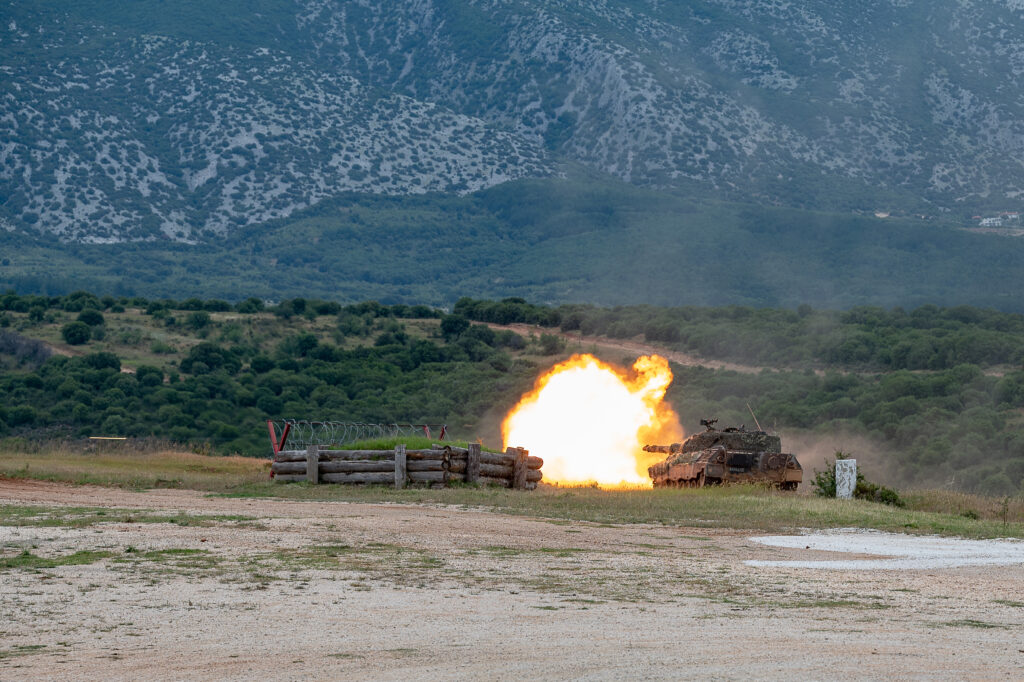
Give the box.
[271,443,542,490]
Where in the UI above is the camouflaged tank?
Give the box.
[645,421,802,489]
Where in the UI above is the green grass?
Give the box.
[2,447,1022,539]
[135,548,222,572]
[339,436,476,451]
[0,644,47,661]
[232,481,1024,539]
[939,619,1008,630]
[992,599,1024,608]
[0,549,115,571]
[0,504,254,528]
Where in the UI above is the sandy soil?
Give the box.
[2,479,1023,680]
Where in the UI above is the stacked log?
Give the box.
[271,443,543,490]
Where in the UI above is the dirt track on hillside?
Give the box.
[490,323,1013,378]
[2,479,1023,680]
[488,322,765,373]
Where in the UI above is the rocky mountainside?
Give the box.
[3,0,1024,243]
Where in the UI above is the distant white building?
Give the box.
[980,217,1004,227]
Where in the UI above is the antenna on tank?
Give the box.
[746,403,764,432]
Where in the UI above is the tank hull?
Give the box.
[646,428,802,490]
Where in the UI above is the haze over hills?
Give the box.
[3,1,1024,308]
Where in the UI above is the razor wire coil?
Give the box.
[271,420,448,450]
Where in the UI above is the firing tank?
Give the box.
[645,419,802,490]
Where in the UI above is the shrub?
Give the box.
[8,405,36,426]
[61,321,91,345]
[186,311,211,330]
[812,452,905,506]
[440,314,470,341]
[539,333,565,355]
[135,366,164,387]
[256,394,283,415]
[236,297,264,313]
[77,309,105,326]
[82,352,121,371]
[250,355,275,373]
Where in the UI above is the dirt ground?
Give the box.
[2,479,1023,680]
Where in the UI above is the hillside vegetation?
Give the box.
[5,179,1024,312]
[7,1,1024,312]
[1,291,1022,497]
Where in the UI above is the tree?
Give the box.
[135,365,164,387]
[61,321,91,345]
[236,297,264,313]
[440,314,470,341]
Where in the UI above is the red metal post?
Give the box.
[267,420,280,454]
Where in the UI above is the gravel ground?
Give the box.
[1,479,1023,680]
[749,530,1024,570]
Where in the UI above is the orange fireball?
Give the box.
[502,354,683,487]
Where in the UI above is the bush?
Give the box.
[61,321,91,345]
[539,333,565,355]
[135,366,164,387]
[256,394,283,415]
[77,309,105,326]
[83,352,121,371]
[250,356,275,373]
[7,405,36,426]
[236,297,264,314]
[186,311,211,330]
[440,314,470,341]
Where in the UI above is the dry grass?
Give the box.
[0,444,269,491]
[902,489,1024,521]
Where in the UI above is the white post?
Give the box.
[394,444,407,490]
[835,459,857,499]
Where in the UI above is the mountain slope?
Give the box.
[0,8,550,240]
[5,1,1024,243]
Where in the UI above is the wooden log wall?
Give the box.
[271,444,542,490]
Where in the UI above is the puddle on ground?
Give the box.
[746,529,1024,570]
